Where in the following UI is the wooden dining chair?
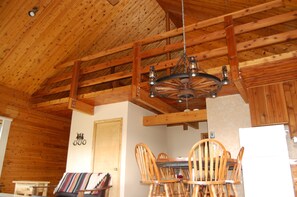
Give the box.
[135,143,186,197]
[156,152,187,196]
[225,147,244,197]
[184,139,228,197]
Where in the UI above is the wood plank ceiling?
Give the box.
[0,0,296,118]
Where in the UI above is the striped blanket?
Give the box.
[54,172,111,195]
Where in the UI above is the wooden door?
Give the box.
[93,118,122,197]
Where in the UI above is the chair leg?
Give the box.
[164,184,170,197]
[202,186,209,197]
[231,184,237,197]
[174,181,186,197]
[149,184,153,197]
[226,184,232,197]
[210,185,217,197]
[192,185,200,197]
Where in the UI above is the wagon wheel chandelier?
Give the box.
[148,0,229,107]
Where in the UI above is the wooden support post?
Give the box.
[69,61,80,99]
[224,15,248,103]
[131,42,142,99]
[68,61,94,115]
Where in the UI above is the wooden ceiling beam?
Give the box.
[143,109,207,126]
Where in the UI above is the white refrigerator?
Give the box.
[239,125,294,197]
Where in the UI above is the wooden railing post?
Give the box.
[68,61,94,115]
[224,15,248,103]
[131,42,142,99]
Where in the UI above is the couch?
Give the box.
[53,172,112,197]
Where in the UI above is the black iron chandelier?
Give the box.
[148,0,229,106]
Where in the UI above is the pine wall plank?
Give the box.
[248,79,297,138]
[0,84,71,196]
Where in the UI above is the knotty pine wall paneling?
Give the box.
[248,83,288,126]
[0,85,71,196]
[248,80,297,138]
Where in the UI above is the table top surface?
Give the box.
[156,157,237,168]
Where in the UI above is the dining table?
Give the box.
[156,157,237,170]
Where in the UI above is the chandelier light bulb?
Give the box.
[28,7,38,17]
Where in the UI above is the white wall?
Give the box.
[124,102,167,197]
[206,94,251,197]
[67,102,129,197]
[166,122,208,158]
[206,94,251,157]
[66,101,168,197]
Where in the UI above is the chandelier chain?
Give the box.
[181,0,186,56]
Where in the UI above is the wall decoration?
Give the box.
[73,133,87,146]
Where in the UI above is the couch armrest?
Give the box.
[77,185,112,197]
